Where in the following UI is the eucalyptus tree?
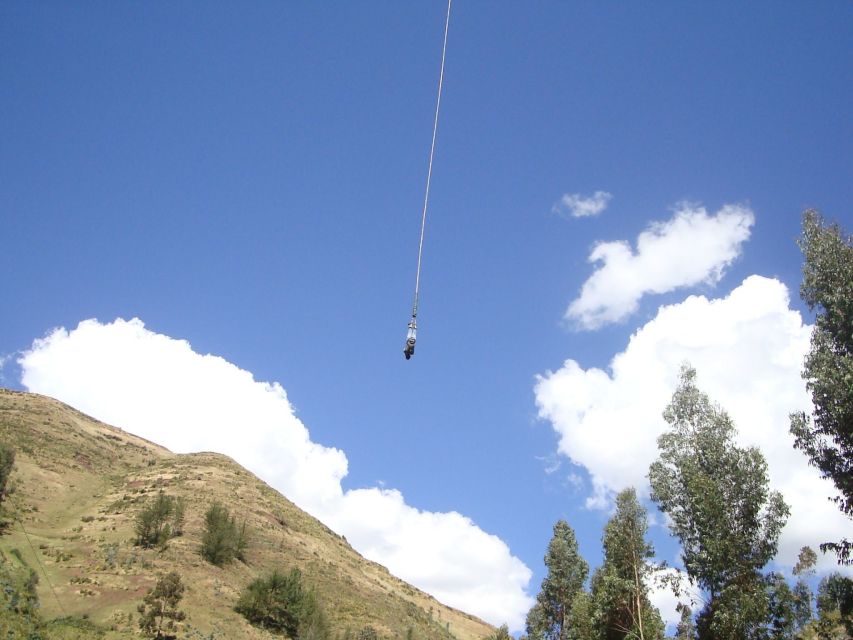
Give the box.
[589,488,664,640]
[527,520,590,640]
[649,365,789,639]
[789,209,853,565]
[792,546,817,631]
[674,604,695,640]
[815,573,853,638]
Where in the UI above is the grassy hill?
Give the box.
[0,388,496,640]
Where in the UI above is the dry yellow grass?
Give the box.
[0,388,495,640]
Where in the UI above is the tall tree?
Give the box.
[568,591,594,640]
[765,572,796,640]
[789,209,853,565]
[815,573,853,638]
[527,520,589,640]
[648,365,789,639]
[674,603,695,640]
[792,546,817,631]
[589,488,664,640]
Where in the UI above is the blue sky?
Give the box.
[2,1,852,631]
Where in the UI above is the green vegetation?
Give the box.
[357,626,379,640]
[0,442,14,506]
[200,501,248,566]
[234,567,328,639]
[138,571,187,639]
[792,546,817,631]
[135,492,185,549]
[525,519,589,640]
[649,365,789,639]
[673,604,694,640]
[524,492,664,640]
[789,209,853,565]
[0,390,492,640]
[590,488,664,639]
[486,624,512,640]
[0,549,109,639]
[814,573,853,638]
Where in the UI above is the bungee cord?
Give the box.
[404,0,452,361]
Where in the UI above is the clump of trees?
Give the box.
[522,211,853,638]
[135,492,186,548]
[525,504,665,640]
[138,571,186,639]
[789,209,853,566]
[234,567,328,639]
[200,501,248,566]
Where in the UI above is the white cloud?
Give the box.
[647,568,702,630]
[19,318,533,630]
[537,276,851,583]
[566,203,755,329]
[553,190,612,218]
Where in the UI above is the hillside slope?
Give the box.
[0,388,495,640]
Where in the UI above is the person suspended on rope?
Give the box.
[403,318,417,360]
[403,0,451,362]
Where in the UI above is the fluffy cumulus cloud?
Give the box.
[553,190,612,218]
[537,276,850,580]
[19,318,533,629]
[566,203,755,329]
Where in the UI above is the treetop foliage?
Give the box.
[591,488,664,640]
[526,519,589,640]
[793,546,818,577]
[790,209,853,565]
[649,365,789,639]
[650,366,789,592]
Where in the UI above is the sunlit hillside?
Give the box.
[0,388,494,640]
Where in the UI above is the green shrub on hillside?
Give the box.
[138,571,186,639]
[234,568,328,639]
[1,549,110,639]
[200,501,247,566]
[135,492,185,549]
[486,624,511,640]
[0,442,15,505]
[357,626,379,640]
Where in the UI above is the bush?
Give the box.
[135,492,185,548]
[200,501,247,566]
[357,626,378,640]
[0,442,15,505]
[138,571,186,639]
[234,568,327,638]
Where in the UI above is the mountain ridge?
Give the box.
[0,388,496,639]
